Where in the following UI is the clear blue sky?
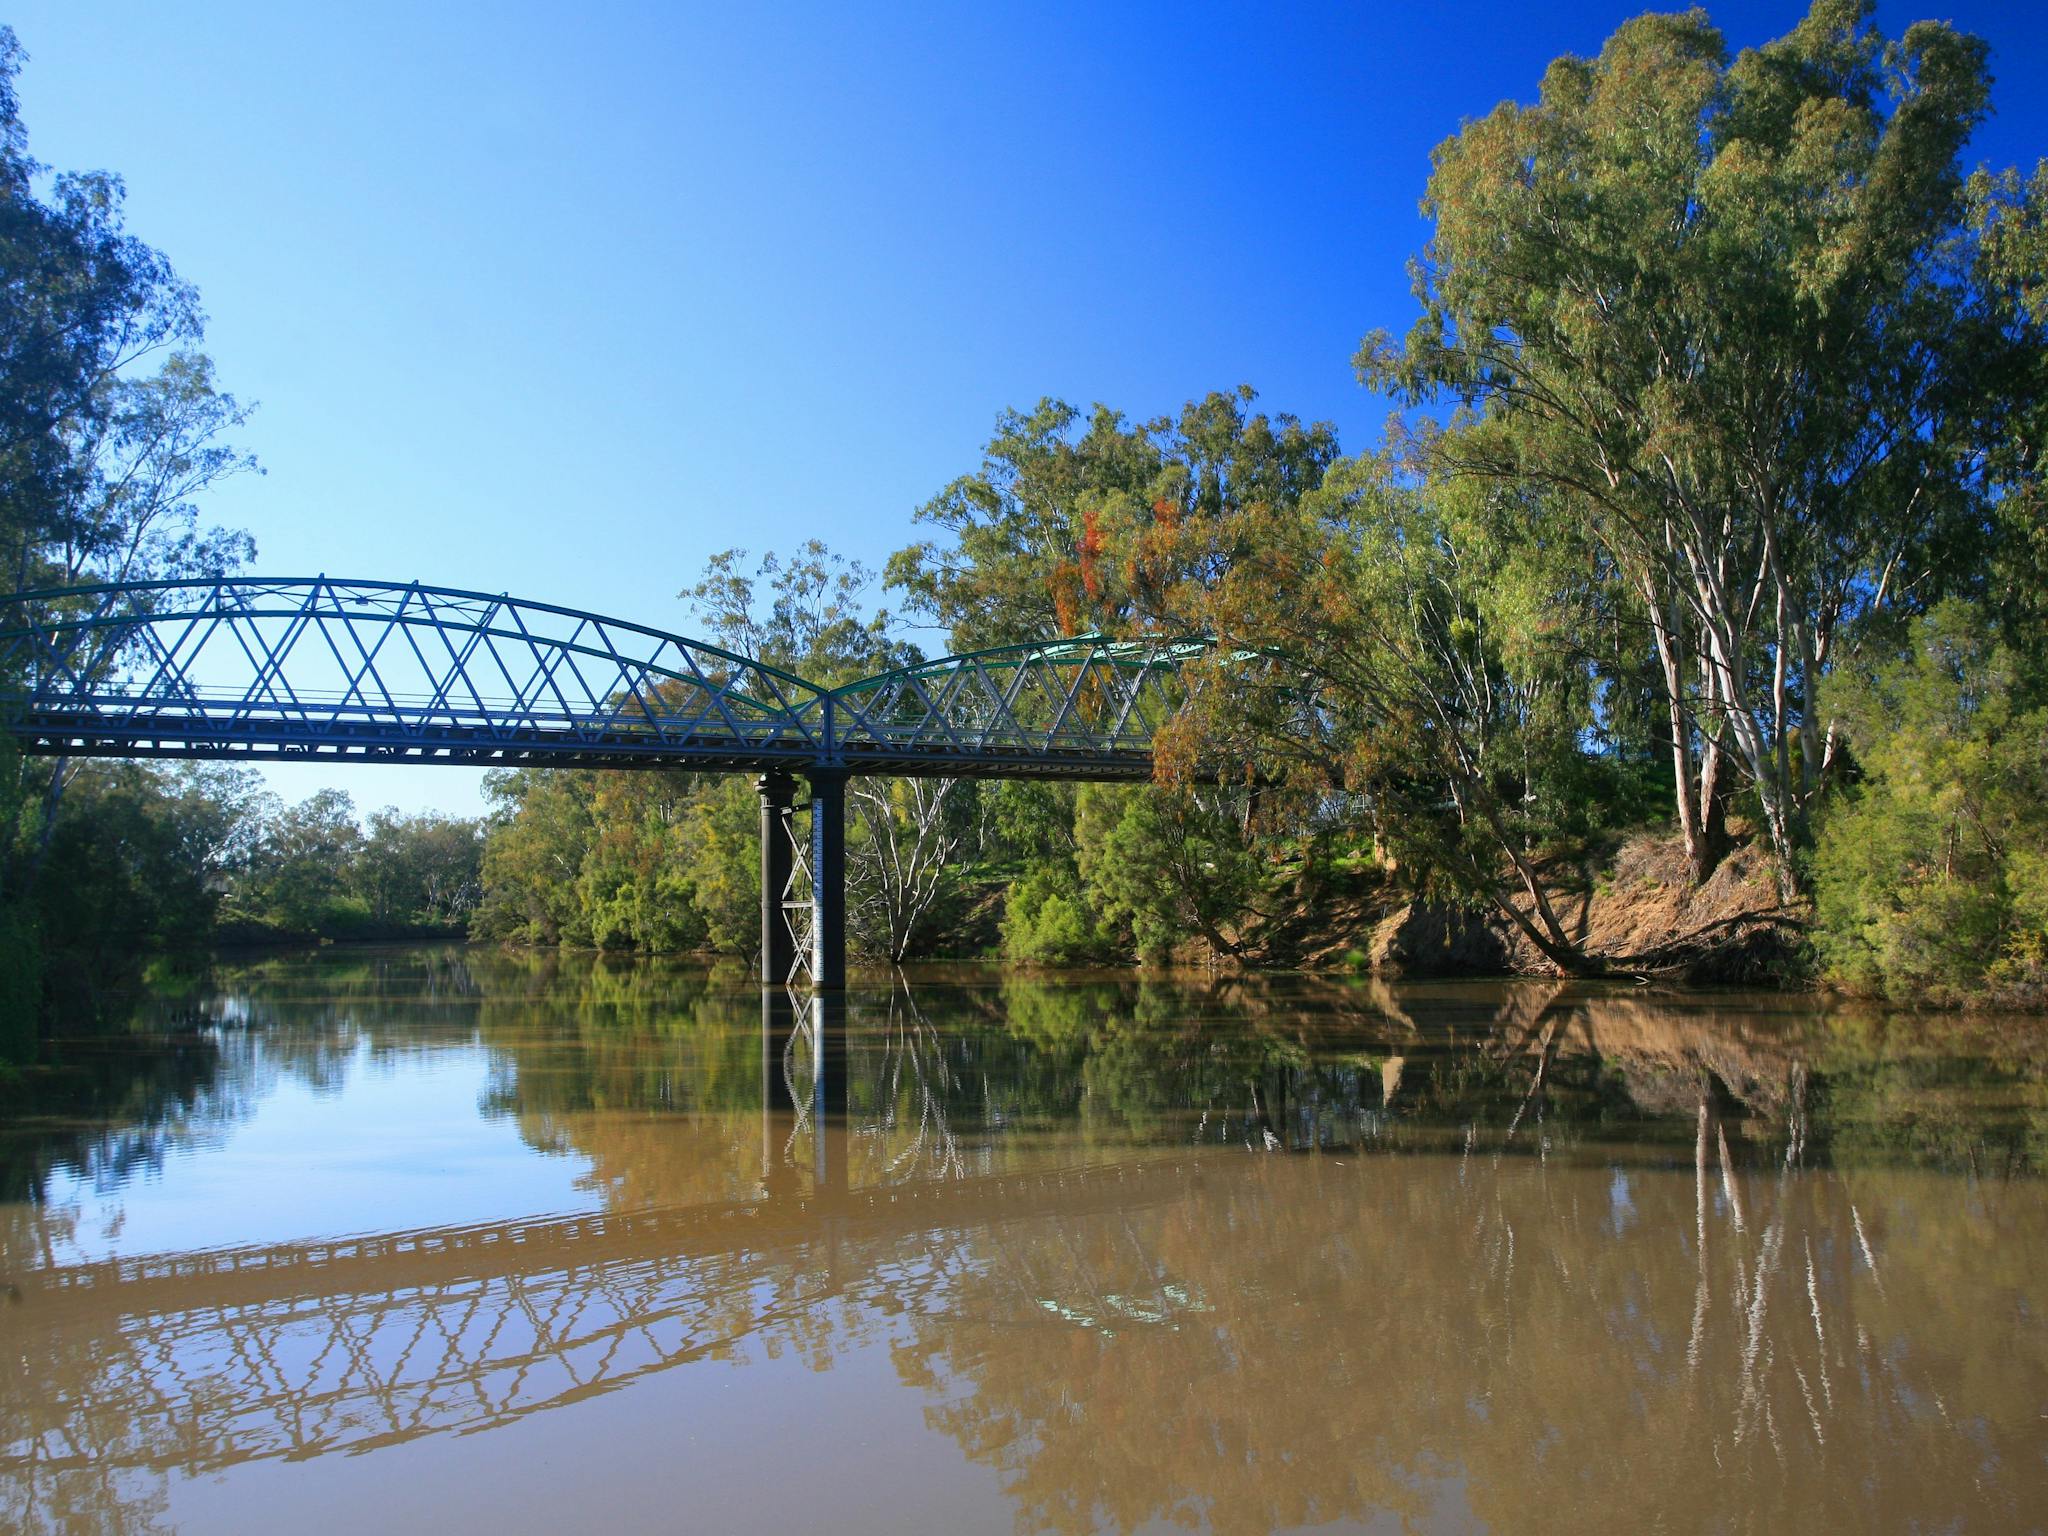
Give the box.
[9,0,2044,817]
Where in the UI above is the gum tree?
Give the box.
[0,26,255,977]
[1158,456,1619,975]
[1363,0,2041,897]
[887,388,1338,649]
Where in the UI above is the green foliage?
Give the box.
[5,762,260,1022]
[471,768,762,957]
[33,763,226,956]
[10,764,488,969]
[1362,0,2045,895]
[888,388,1339,648]
[1074,784,1261,962]
[569,771,706,952]
[1814,603,2048,1002]
[0,31,258,1034]
[1,754,260,1035]
[356,809,487,928]
[0,27,255,590]
[1972,159,2048,667]
[1166,455,1629,971]
[1001,857,1116,967]
[474,770,600,945]
[679,776,760,955]
[0,897,38,1062]
[973,780,1076,868]
[683,540,912,685]
[193,789,488,942]
[231,788,362,933]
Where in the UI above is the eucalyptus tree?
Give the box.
[683,539,911,684]
[887,387,1339,649]
[1362,0,2043,897]
[0,25,256,989]
[1972,158,2048,662]
[849,775,967,963]
[1158,456,1617,974]
[0,28,254,595]
[888,391,1333,956]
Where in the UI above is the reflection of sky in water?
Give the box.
[35,1036,597,1262]
[5,961,2046,1536]
[1607,1165,1636,1235]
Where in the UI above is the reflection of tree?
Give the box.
[444,960,2048,1208]
[14,958,2048,1257]
[8,952,2048,1535]
[3,948,494,1274]
[0,1024,226,1213]
[1809,1010,2048,1176]
[858,979,969,1180]
[470,953,768,1208]
[895,1149,2048,1535]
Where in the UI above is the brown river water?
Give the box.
[2,948,2044,1534]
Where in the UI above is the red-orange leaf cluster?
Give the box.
[1077,509,1108,602]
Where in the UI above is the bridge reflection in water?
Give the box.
[3,990,1215,1481]
[4,973,2046,1534]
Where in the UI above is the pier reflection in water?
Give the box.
[2,952,2045,1534]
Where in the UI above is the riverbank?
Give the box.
[17,826,2017,1037]
[1203,829,2041,1010]
[1294,843,1810,987]
[1184,828,1804,986]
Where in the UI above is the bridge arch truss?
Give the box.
[0,577,1208,780]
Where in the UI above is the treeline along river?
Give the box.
[2,948,2044,1533]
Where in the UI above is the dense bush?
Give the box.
[1814,605,2048,1003]
[1001,858,1116,966]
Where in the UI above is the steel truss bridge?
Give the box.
[0,577,1221,986]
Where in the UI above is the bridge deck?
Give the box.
[10,710,1165,778]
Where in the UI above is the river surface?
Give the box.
[2,948,2045,1534]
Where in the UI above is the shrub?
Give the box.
[1815,603,2048,1002]
[1002,859,1116,966]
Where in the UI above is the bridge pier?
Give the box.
[807,768,847,990]
[810,990,850,1196]
[758,767,847,990]
[757,773,797,985]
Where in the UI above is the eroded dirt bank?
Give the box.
[1223,831,1803,984]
